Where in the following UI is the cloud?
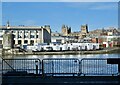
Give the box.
[62,2,117,10]
[89,3,118,10]
[1,0,120,2]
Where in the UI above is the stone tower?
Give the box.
[3,33,14,49]
[61,25,71,36]
[81,24,88,33]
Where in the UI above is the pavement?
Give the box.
[2,75,120,85]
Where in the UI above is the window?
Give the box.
[19,30,22,33]
[24,40,28,44]
[18,40,21,44]
[18,35,22,38]
[0,40,2,44]
[30,40,34,45]
[24,35,29,38]
[25,30,28,33]
[36,30,39,33]
[36,35,38,38]
[30,35,34,38]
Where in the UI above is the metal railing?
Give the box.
[2,58,119,76]
[81,58,118,76]
[42,58,80,76]
[2,58,41,75]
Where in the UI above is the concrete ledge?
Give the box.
[15,47,120,55]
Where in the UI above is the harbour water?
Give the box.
[1,53,120,59]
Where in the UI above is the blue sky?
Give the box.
[2,2,118,32]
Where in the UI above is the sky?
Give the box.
[1,0,120,2]
[1,2,118,32]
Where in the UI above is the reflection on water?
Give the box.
[1,53,120,60]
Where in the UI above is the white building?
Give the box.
[0,22,51,46]
[51,36,76,44]
[27,42,100,51]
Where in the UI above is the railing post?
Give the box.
[52,61,54,76]
[35,60,38,75]
[78,60,81,76]
[2,59,3,75]
[42,60,44,77]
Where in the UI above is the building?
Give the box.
[61,24,89,40]
[51,32,78,43]
[61,25,71,36]
[87,27,120,48]
[51,36,76,44]
[81,24,88,34]
[0,22,51,46]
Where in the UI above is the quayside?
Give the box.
[1,58,120,85]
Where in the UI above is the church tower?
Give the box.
[81,24,88,33]
[61,25,71,36]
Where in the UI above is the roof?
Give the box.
[0,26,45,30]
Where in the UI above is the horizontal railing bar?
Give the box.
[43,58,79,60]
[2,69,41,70]
[43,73,79,74]
[3,58,41,60]
[81,58,107,61]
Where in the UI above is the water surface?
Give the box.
[2,53,119,60]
